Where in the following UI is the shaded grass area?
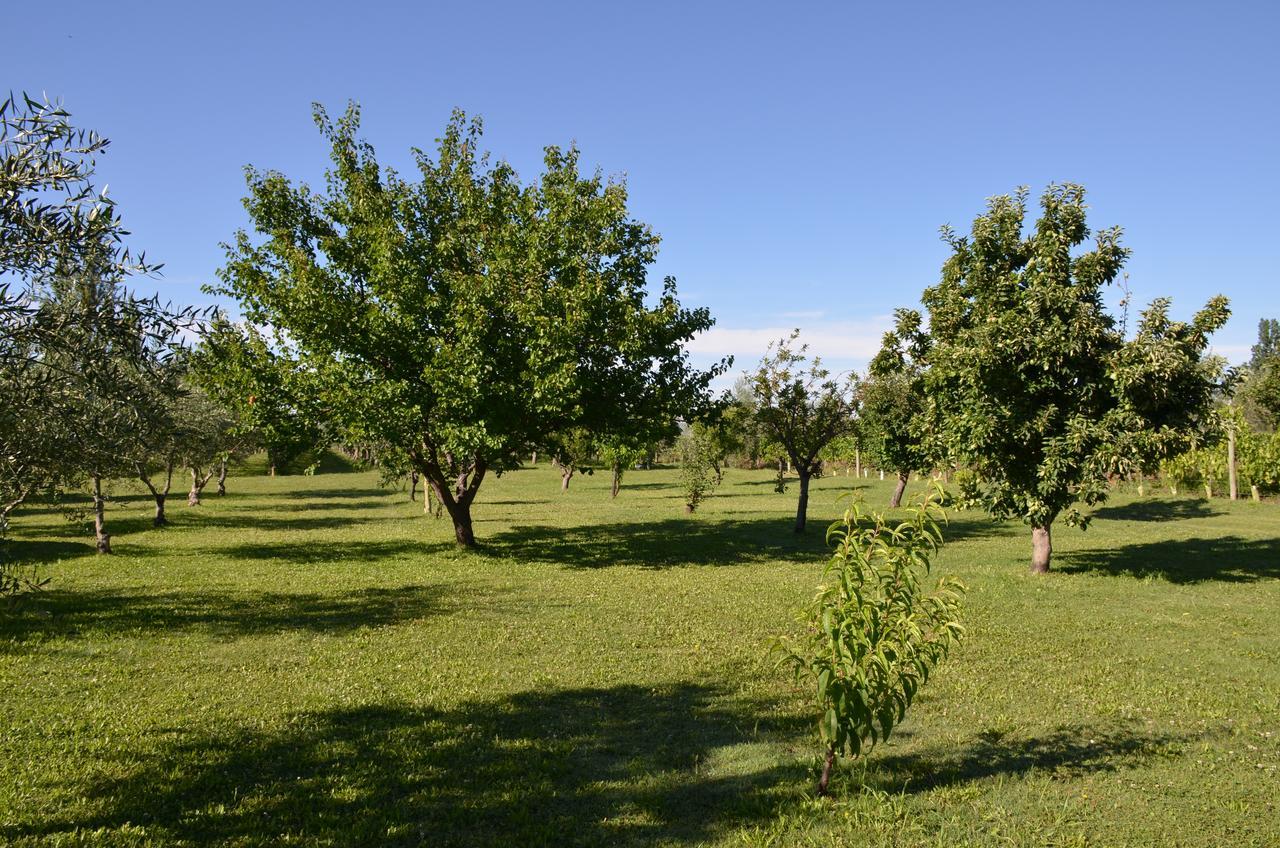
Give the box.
[2,466,1278,846]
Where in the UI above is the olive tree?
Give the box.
[919,184,1229,572]
[212,104,724,546]
[750,331,857,533]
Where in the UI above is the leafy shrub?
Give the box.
[678,427,720,513]
[778,487,966,795]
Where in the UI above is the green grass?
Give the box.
[2,464,1278,846]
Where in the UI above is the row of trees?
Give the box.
[2,93,1242,579]
[0,95,330,567]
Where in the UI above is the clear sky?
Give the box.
[6,0,1277,380]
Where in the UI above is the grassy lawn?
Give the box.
[2,464,1278,846]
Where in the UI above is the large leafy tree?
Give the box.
[213,104,724,545]
[862,309,936,507]
[750,331,857,533]
[918,184,1228,572]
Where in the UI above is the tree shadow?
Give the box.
[0,582,473,646]
[1058,536,1280,583]
[1091,499,1223,522]
[0,538,96,565]
[223,539,451,564]
[284,486,394,500]
[865,722,1199,795]
[481,517,834,568]
[10,684,806,847]
[196,513,399,532]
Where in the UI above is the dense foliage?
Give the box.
[212,104,724,545]
[915,184,1229,571]
[780,487,965,796]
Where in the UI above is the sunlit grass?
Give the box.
[2,463,1277,846]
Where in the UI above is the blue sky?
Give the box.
[6,0,1277,380]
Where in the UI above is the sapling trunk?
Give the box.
[890,472,908,508]
[1227,426,1238,500]
[91,474,111,554]
[817,744,837,797]
[216,457,228,496]
[561,468,573,491]
[1031,524,1052,573]
[611,463,622,499]
[410,471,419,502]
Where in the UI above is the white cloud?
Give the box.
[689,316,895,368]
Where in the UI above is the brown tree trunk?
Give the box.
[419,455,487,547]
[611,463,622,499]
[216,457,228,496]
[91,474,111,554]
[795,468,811,533]
[1227,426,1238,501]
[816,743,837,797]
[410,470,419,502]
[153,493,167,527]
[189,468,201,506]
[855,448,861,478]
[444,499,475,545]
[1031,524,1052,573]
[561,467,573,491]
[890,472,908,508]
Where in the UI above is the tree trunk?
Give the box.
[1031,524,1052,574]
[531,451,537,466]
[1251,485,1261,502]
[217,457,228,496]
[269,463,277,477]
[816,743,836,797]
[890,472,908,508]
[446,501,475,545]
[795,469,811,533]
[153,493,167,527]
[611,463,622,499]
[410,470,419,502]
[1227,426,1238,500]
[189,468,202,506]
[855,449,861,478]
[561,467,573,491]
[91,474,111,554]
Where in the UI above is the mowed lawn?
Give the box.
[1,464,1278,847]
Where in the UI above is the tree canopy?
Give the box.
[917,184,1229,572]
[212,104,725,545]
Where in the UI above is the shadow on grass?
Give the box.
[866,723,1196,795]
[11,684,806,847]
[1058,535,1280,583]
[1092,499,1223,522]
[224,538,451,564]
[0,582,470,645]
[481,517,833,568]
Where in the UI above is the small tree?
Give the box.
[598,437,648,499]
[678,425,721,513]
[189,317,323,477]
[779,487,965,796]
[751,331,857,532]
[862,310,936,507]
